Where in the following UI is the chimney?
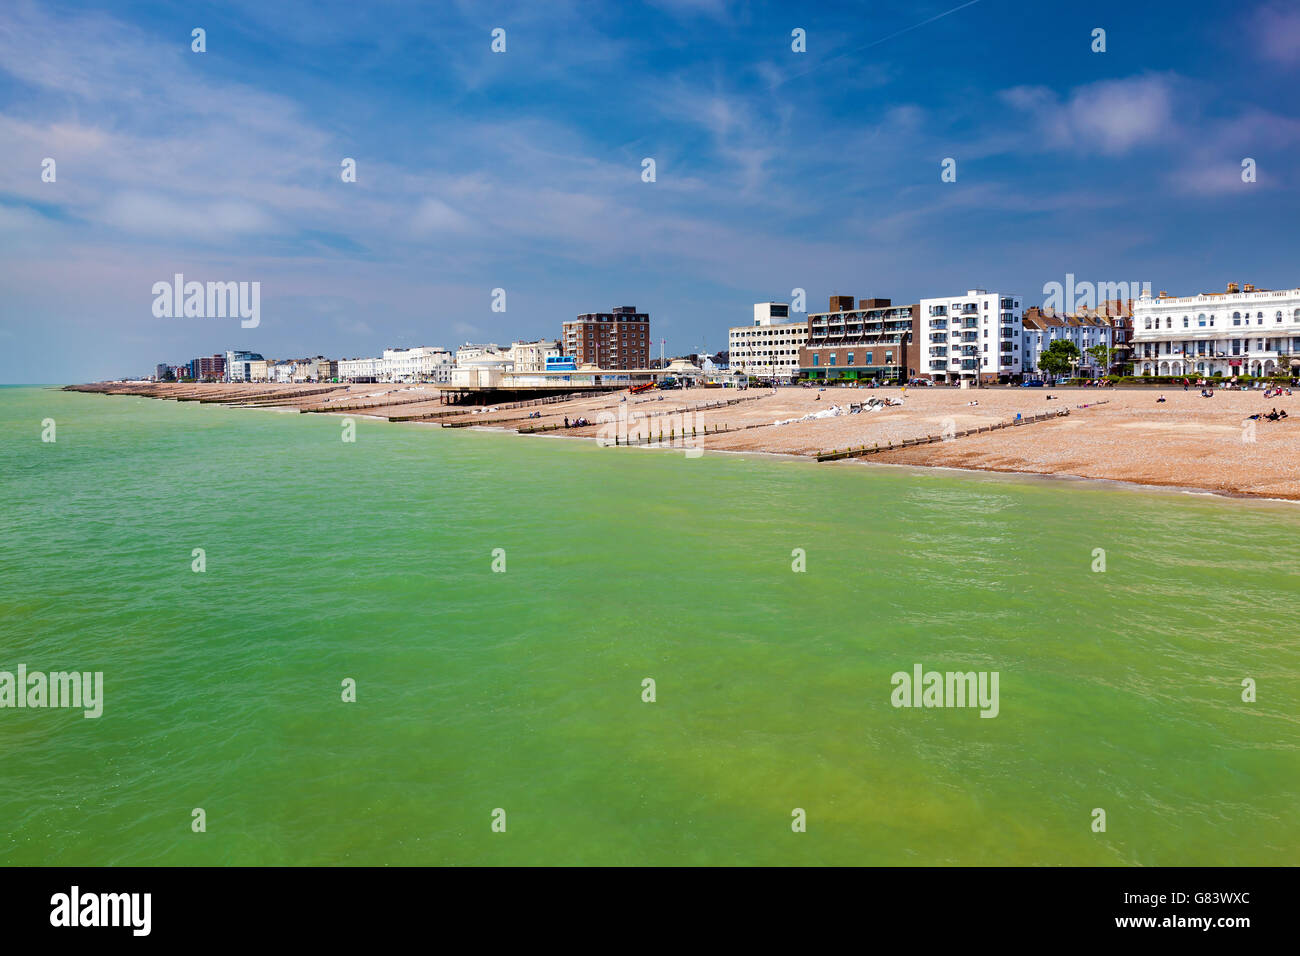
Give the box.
[1226,282,1239,294]
[829,295,855,312]
[1243,283,1255,293]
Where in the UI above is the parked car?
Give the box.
[1020,380,1045,387]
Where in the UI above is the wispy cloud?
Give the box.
[1001,74,1178,155]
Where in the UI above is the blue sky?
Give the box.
[2,0,1299,381]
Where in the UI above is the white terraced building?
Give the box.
[1131,283,1300,378]
[338,356,382,381]
[381,346,453,383]
[727,303,808,383]
[918,290,1024,384]
[1021,310,1114,381]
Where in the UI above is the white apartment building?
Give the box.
[727,303,808,383]
[507,340,560,373]
[381,346,453,383]
[455,343,503,365]
[224,350,264,382]
[918,290,1023,384]
[1131,283,1300,378]
[338,356,381,381]
[1021,311,1113,381]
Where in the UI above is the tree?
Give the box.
[1086,343,1112,375]
[1037,339,1081,377]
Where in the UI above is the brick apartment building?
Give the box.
[798,296,920,383]
[562,306,650,368]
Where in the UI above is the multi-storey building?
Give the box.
[193,354,225,382]
[1131,283,1300,378]
[224,350,265,382]
[798,295,919,383]
[728,303,808,383]
[1021,308,1113,380]
[382,347,452,382]
[338,357,381,382]
[455,343,503,366]
[918,290,1023,384]
[507,340,561,373]
[562,306,650,369]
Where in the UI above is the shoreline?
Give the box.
[57,380,1300,502]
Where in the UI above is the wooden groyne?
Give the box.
[816,409,1073,461]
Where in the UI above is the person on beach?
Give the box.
[1157,394,1167,403]
[564,416,570,428]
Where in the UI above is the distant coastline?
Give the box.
[62,380,1300,501]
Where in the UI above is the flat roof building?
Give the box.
[562,306,650,369]
[798,296,919,384]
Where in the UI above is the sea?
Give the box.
[1,385,1296,865]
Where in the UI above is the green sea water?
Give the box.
[1,385,1297,866]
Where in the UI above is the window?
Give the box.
[846,352,854,365]
[1233,312,1241,325]
[1166,317,1172,328]
[829,353,836,366]
[1145,318,1152,329]
[1277,311,1283,323]
[812,355,819,366]
[865,352,873,364]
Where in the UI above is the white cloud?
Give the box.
[1002,75,1177,155]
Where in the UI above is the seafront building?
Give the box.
[728,303,807,383]
[1020,308,1113,381]
[798,295,919,384]
[917,290,1024,385]
[224,350,266,382]
[455,343,503,365]
[381,346,452,383]
[562,306,650,369]
[192,354,225,381]
[506,340,561,373]
[1131,283,1300,378]
[338,356,381,382]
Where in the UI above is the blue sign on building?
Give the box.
[546,356,578,372]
